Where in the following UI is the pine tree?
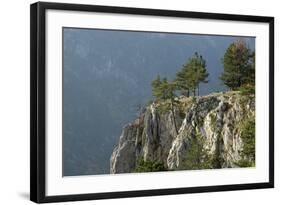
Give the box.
[175,65,192,97]
[220,39,254,90]
[193,52,209,95]
[183,132,212,170]
[175,52,208,96]
[151,75,163,100]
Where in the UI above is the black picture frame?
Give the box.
[30,1,274,203]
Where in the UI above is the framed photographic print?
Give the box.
[30,1,274,203]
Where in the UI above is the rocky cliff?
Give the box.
[110,91,255,174]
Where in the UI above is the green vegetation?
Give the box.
[211,133,224,168]
[237,159,254,167]
[237,116,255,167]
[151,76,177,102]
[220,39,255,91]
[182,132,212,170]
[134,158,167,172]
[238,84,255,95]
[191,96,197,103]
[175,52,209,96]
[181,131,227,170]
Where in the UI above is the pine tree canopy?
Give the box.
[174,52,208,96]
[220,39,255,90]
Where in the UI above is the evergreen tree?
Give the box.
[175,52,208,96]
[183,132,212,170]
[238,116,255,167]
[151,76,175,101]
[151,75,163,100]
[220,39,254,90]
[174,65,192,97]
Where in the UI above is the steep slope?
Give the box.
[110,91,255,174]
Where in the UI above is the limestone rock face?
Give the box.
[110,92,255,174]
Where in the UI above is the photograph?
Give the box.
[63,28,256,176]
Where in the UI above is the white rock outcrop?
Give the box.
[110,92,255,174]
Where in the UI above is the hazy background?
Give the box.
[63,28,255,176]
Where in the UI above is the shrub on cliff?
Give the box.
[182,132,213,170]
[134,158,167,173]
[237,116,255,167]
